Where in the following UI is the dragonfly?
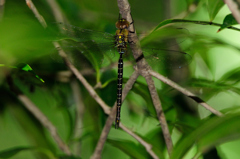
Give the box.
[54,16,191,129]
[114,18,131,129]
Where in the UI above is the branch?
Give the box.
[7,75,71,154]
[70,79,85,155]
[45,0,66,23]
[25,0,47,28]
[117,0,173,155]
[120,124,159,159]
[149,70,223,116]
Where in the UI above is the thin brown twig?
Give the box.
[70,79,85,155]
[45,0,65,23]
[0,0,5,21]
[120,124,159,159]
[149,70,223,116]
[18,94,71,155]
[117,0,173,155]
[25,0,47,28]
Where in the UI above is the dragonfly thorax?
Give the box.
[115,32,128,54]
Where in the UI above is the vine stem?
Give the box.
[153,19,240,32]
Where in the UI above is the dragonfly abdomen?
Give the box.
[115,53,123,129]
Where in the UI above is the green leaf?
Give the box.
[131,81,154,116]
[207,0,224,21]
[218,14,238,32]
[144,128,165,158]
[190,78,240,95]
[220,67,240,83]
[107,139,151,159]
[171,111,240,159]
[152,19,176,32]
[0,63,45,83]
[17,63,45,83]
[0,147,33,158]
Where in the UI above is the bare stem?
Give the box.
[70,79,85,155]
[150,70,223,116]
[120,124,159,159]
[45,0,66,23]
[25,0,47,28]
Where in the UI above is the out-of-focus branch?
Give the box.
[45,0,66,23]
[25,0,47,28]
[70,79,85,155]
[18,94,72,155]
[0,0,5,21]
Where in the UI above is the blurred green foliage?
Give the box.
[1,0,240,159]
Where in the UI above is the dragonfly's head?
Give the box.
[115,18,130,29]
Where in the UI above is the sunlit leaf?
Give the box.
[220,67,240,83]
[17,63,45,83]
[0,63,44,83]
[190,78,240,95]
[207,0,224,21]
[171,112,240,159]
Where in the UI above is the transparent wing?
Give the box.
[56,22,115,43]
[52,22,121,68]
[53,23,191,71]
[58,40,120,71]
[131,48,192,71]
